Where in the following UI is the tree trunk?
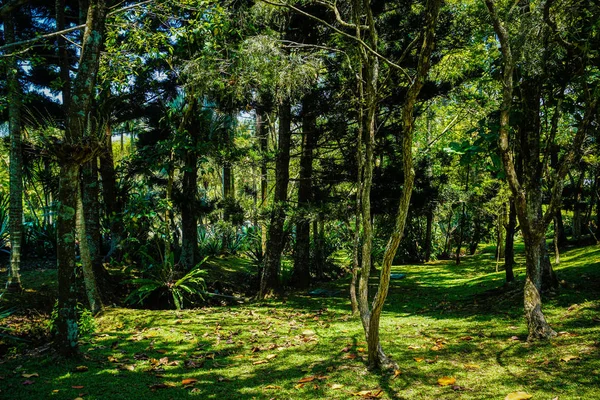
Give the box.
[4,13,23,292]
[292,93,317,288]
[555,209,567,247]
[540,240,559,292]
[259,100,291,298]
[455,164,470,264]
[77,185,103,314]
[99,121,121,261]
[257,106,269,256]
[523,234,557,340]
[56,0,108,356]
[356,0,441,369]
[504,200,516,283]
[56,163,82,356]
[424,210,433,262]
[180,150,198,270]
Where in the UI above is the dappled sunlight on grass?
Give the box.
[1,244,599,399]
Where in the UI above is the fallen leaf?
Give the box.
[298,376,316,383]
[107,356,118,363]
[461,336,474,341]
[437,376,456,386]
[452,385,472,392]
[407,345,421,350]
[74,366,89,372]
[414,357,424,362]
[149,383,172,390]
[264,385,281,389]
[560,355,580,362]
[393,369,401,379]
[504,391,533,400]
[22,380,34,385]
[343,353,357,360]
[74,398,84,400]
[331,383,344,390]
[464,363,480,370]
[72,386,84,389]
[341,346,350,352]
[156,349,167,354]
[357,347,365,353]
[352,389,383,398]
[266,354,277,360]
[253,360,268,365]
[510,336,520,341]
[431,345,442,351]
[21,373,39,378]
[181,378,198,385]
[294,383,305,389]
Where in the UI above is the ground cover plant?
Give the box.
[1,244,598,399]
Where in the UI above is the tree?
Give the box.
[54,0,108,356]
[485,0,598,340]
[3,11,24,292]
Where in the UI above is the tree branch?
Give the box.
[0,0,155,55]
[259,0,413,83]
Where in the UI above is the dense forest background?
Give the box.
[0,0,599,372]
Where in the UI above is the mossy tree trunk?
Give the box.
[354,0,441,369]
[485,0,596,340]
[4,13,23,292]
[56,0,107,356]
[292,93,318,288]
[259,100,291,298]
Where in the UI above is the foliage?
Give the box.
[47,302,97,338]
[125,253,208,310]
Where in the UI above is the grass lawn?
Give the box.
[1,244,599,399]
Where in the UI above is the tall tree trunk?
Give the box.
[257,106,269,256]
[553,214,561,264]
[356,0,441,369]
[424,210,433,262]
[80,157,106,301]
[99,122,121,261]
[4,14,23,291]
[555,209,567,247]
[56,163,81,356]
[181,148,198,270]
[540,240,559,291]
[572,169,585,242]
[455,164,470,264]
[292,93,317,288]
[504,200,516,283]
[259,100,292,298]
[77,186,103,314]
[56,0,108,356]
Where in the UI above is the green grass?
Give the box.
[1,244,599,399]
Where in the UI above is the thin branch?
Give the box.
[0,0,156,54]
[314,0,368,30]
[259,0,413,83]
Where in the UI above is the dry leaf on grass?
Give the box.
[181,378,198,385]
[21,373,39,378]
[331,383,344,390]
[264,385,281,389]
[353,389,383,398]
[464,363,480,370]
[437,376,456,386]
[252,360,268,365]
[294,383,305,389]
[414,357,424,362]
[504,391,533,400]
[266,354,277,360]
[74,366,88,372]
[393,370,401,379]
[560,355,580,362]
[72,385,84,389]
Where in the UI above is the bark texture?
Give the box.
[5,13,24,291]
[56,0,108,356]
[292,93,318,288]
[259,101,292,298]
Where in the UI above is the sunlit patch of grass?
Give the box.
[1,245,599,399]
